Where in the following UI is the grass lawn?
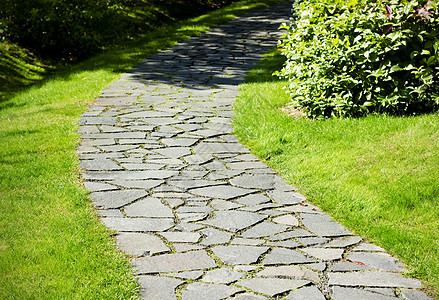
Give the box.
[234,50,439,298]
[0,0,286,298]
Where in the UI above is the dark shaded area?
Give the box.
[0,0,236,60]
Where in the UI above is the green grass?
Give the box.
[234,50,439,298]
[0,0,286,298]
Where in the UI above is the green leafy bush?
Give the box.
[277,0,439,118]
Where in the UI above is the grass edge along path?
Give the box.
[0,1,286,298]
[234,50,439,299]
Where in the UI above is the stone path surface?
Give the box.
[77,2,431,299]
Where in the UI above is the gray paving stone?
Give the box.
[400,289,433,300]
[80,159,123,171]
[153,147,192,158]
[297,237,331,247]
[109,179,164,189]
[164,198,184,209]
[242,221,289,238]
[237,278,309,297]
[121,163,166,170]
[122,110,176,118]
[183,154,214,165]
[160,232,201,243]
[168,180,225,190]
[125,197,174,218]
[301,247,345,261]
[328,271,422,288]
[265,240,301,248]
[237,194,271,206]
[268,190,306,205]
[239,202,281,212]
[83,181,119,192]
[300,213,352,237]
[83,170,178,180]
[324,236,363,248]
[172,243,205,253]
[331,286,398,299]
[330,261,374,272]
[116,232,170,256]
[227,161,268,170]
[97,209,124,217]
[102,217,174,232]
[142,118,182,126]
[179,170,210,179]
[191,185,256,200]
[267,229,315,241]
[352,243,386,252]
[181,282,243,300]
[262,248,317,265]
[346,252,405,271]
[202,210,266,232]
[212,245,269,265]
[165,271,204,280]
[200,227,232,245]
[364,288,397,297]
[308,262,327,271]
[80,116,117,125]
[230,174,277,189]
[231,293,268,300]
[210,199,243,210]
[284,286,326,300]
[176,205,213,213]
[137,275,182,300]
[202,268,244,284]
[161,138,198,147]
[203,160,228,170]
[257,265,320,282]
[133,250,216,274]
[99,125,129,132]
[194,142,250,154]
[90,190,148,209]
[96,97,137,107]
[177,213,208,222]
[231,238,265,246]
[272,214,300,227]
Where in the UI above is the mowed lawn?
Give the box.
[234,50,439,298]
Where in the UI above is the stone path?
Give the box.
[77,2,431,299]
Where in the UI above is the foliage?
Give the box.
[277,0,439,118]
[0,0,235,60]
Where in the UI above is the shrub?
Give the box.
[0,0,127,59]
[277,0,439,118]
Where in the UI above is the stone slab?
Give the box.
[182,282,243,300]
[102,217,174,232]
[116,232,170,257]
[137,276,182,300]
[202,210,267,232]
[237,278,310,297]
[328,271,422,288]
[212,245,269,265]
[133,250,217,274]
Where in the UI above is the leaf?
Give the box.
[391,65,403,72]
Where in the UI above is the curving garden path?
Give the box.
[77,2,431,299]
